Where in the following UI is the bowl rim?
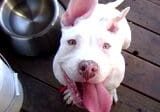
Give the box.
[0,0,60,39]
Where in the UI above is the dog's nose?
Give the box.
[78,60,99,80]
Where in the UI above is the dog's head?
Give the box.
[53,0,131,112]
[53,0,130,85]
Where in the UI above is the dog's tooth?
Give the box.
[63,89,70,95]
[64,92,71,101]
[67,96,73,104]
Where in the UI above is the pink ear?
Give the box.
[107,7,130,33]
[62,0,98,26]
[107,21,118,33]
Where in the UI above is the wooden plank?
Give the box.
[0,48,60,88]
[146,0,160,6]
[19,73,85,112]
[19,72,160,112]
[123,52,160,101]
[112,86,160,112]
[128,23,160,66]
[117,0,160,35]
[104,0,160,34]
[101,0,160,7]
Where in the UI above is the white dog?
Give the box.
[53,0,131,112]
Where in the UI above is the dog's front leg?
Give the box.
[109,89,118,103]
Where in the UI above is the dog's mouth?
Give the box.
[63,73,112,112]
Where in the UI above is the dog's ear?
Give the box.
[107,7,130,32]
[106,7,131,49]
[61,0,98,26]
[120,7,131,49]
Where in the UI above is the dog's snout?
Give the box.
[78,60,99,80]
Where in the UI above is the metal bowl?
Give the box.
[0,0,64,56]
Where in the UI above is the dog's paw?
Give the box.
[63,89,73,104]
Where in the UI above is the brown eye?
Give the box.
[103,43,111,49]
[67,39,77,45]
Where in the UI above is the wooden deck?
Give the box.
[0,0,160,112]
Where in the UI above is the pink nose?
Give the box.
[78,60,99,80]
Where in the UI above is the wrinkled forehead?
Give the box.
[62,19,107,39]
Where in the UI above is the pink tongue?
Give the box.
[82,83,112,112]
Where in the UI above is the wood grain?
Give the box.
[118,0,160,35]
[19,73,86,112]
[111,86,160,112]
[123,52,160,101]
[146,0,160,6]
[128,23,160,66]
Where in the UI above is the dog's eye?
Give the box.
[67,39,77,45]
[103,43,111,49]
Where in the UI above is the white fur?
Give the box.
[53,0,131,103]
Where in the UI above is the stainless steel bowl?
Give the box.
[0,0,64,56]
